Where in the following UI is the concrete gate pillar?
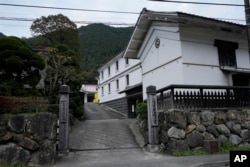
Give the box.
[146,85,160,152]
[58,84,70,152]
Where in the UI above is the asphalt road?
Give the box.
[84,102,124,120]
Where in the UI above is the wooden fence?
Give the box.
[156,85,250,110]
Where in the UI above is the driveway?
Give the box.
[54,103,229,167]
[69,103,139,150]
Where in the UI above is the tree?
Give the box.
[30,14,80,63]
[0,36,45,96]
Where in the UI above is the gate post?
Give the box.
[58,84,70,152]
[146,85,160,152]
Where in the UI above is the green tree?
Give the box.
[0,36,45,96]
[30,14,80,64]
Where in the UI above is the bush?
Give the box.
[74,106,84,120]
[135,102,147,120]
[47,104,59,115]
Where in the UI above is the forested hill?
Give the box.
[79,24,134,71]
[0,33,5,38]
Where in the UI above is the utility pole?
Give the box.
[244,0,250,55]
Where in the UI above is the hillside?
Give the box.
[0,32,5,38]
[79,24,134,71]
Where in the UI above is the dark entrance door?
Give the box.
[128,97,143,118]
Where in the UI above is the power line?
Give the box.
[149,0,244,7]
[0,3,140,15]
[0,17,135,26]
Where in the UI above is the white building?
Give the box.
[80,84,97,103]
[124,9,249,100]
[97,51,142,117]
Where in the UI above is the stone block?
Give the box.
[167,127,185,139]
[203,132,215,140]
[216,124,230,137]
[188,112,201,125]
[185,124,196,134]
[226,122,241,135]
[201,110,215,126]
[214,111,227,124]
[186,130,203,148]
[240,129,250,141]
[227,110,241,123]
[0,132,13,143]
[13,134,39,151]
[7,115,26,134]
[229,134,242,145]
[165,110,188,129]
[218,135,228,146]
[0,143,30,165]
[207,125,220,137]
[29,140,56,166]
[26,112,57,144]
[167,138,190,154]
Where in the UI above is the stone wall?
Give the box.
[158,109,250,154]
[0,112,58,166]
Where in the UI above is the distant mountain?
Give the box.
[79,24,134,71]
[0,32,5,38]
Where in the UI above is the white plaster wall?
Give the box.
[139,25,184,99]
[181,27,248,66]
[180,26,249,86]
[98,59,141,103]
[142,59,183,99]
[139,26,181,74]
[99,58,140,84]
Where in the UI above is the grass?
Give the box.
[173,148,209,157]
[172,142,250,157]
[220,142,250,154]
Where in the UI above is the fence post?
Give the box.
[146,85,160,152]
[58,84,70,153]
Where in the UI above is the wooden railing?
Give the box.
[156,85,250,110]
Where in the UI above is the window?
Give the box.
[116,79,119,90]
[116,61,119,71]
[101,87,104,96]
[101,71,103,80]
[214,39,238,68]
[108,83,111,93]
[125,58,129,65]
[108,66,111,76]
[126,75,129,86]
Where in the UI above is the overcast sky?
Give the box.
[0,0,246,38]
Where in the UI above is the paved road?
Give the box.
[69,103,138,150]
[54,103,229,167]
[84,103,124,120]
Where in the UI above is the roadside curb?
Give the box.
[129,119,147,148]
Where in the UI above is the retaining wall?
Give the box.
[0,112,58,166]
[159,109,250,154]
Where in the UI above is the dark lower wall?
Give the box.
[101,97,128,116]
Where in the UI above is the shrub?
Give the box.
[135,102,147,120]
[47,104,59,115]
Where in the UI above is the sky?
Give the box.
[0,0,246,38]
